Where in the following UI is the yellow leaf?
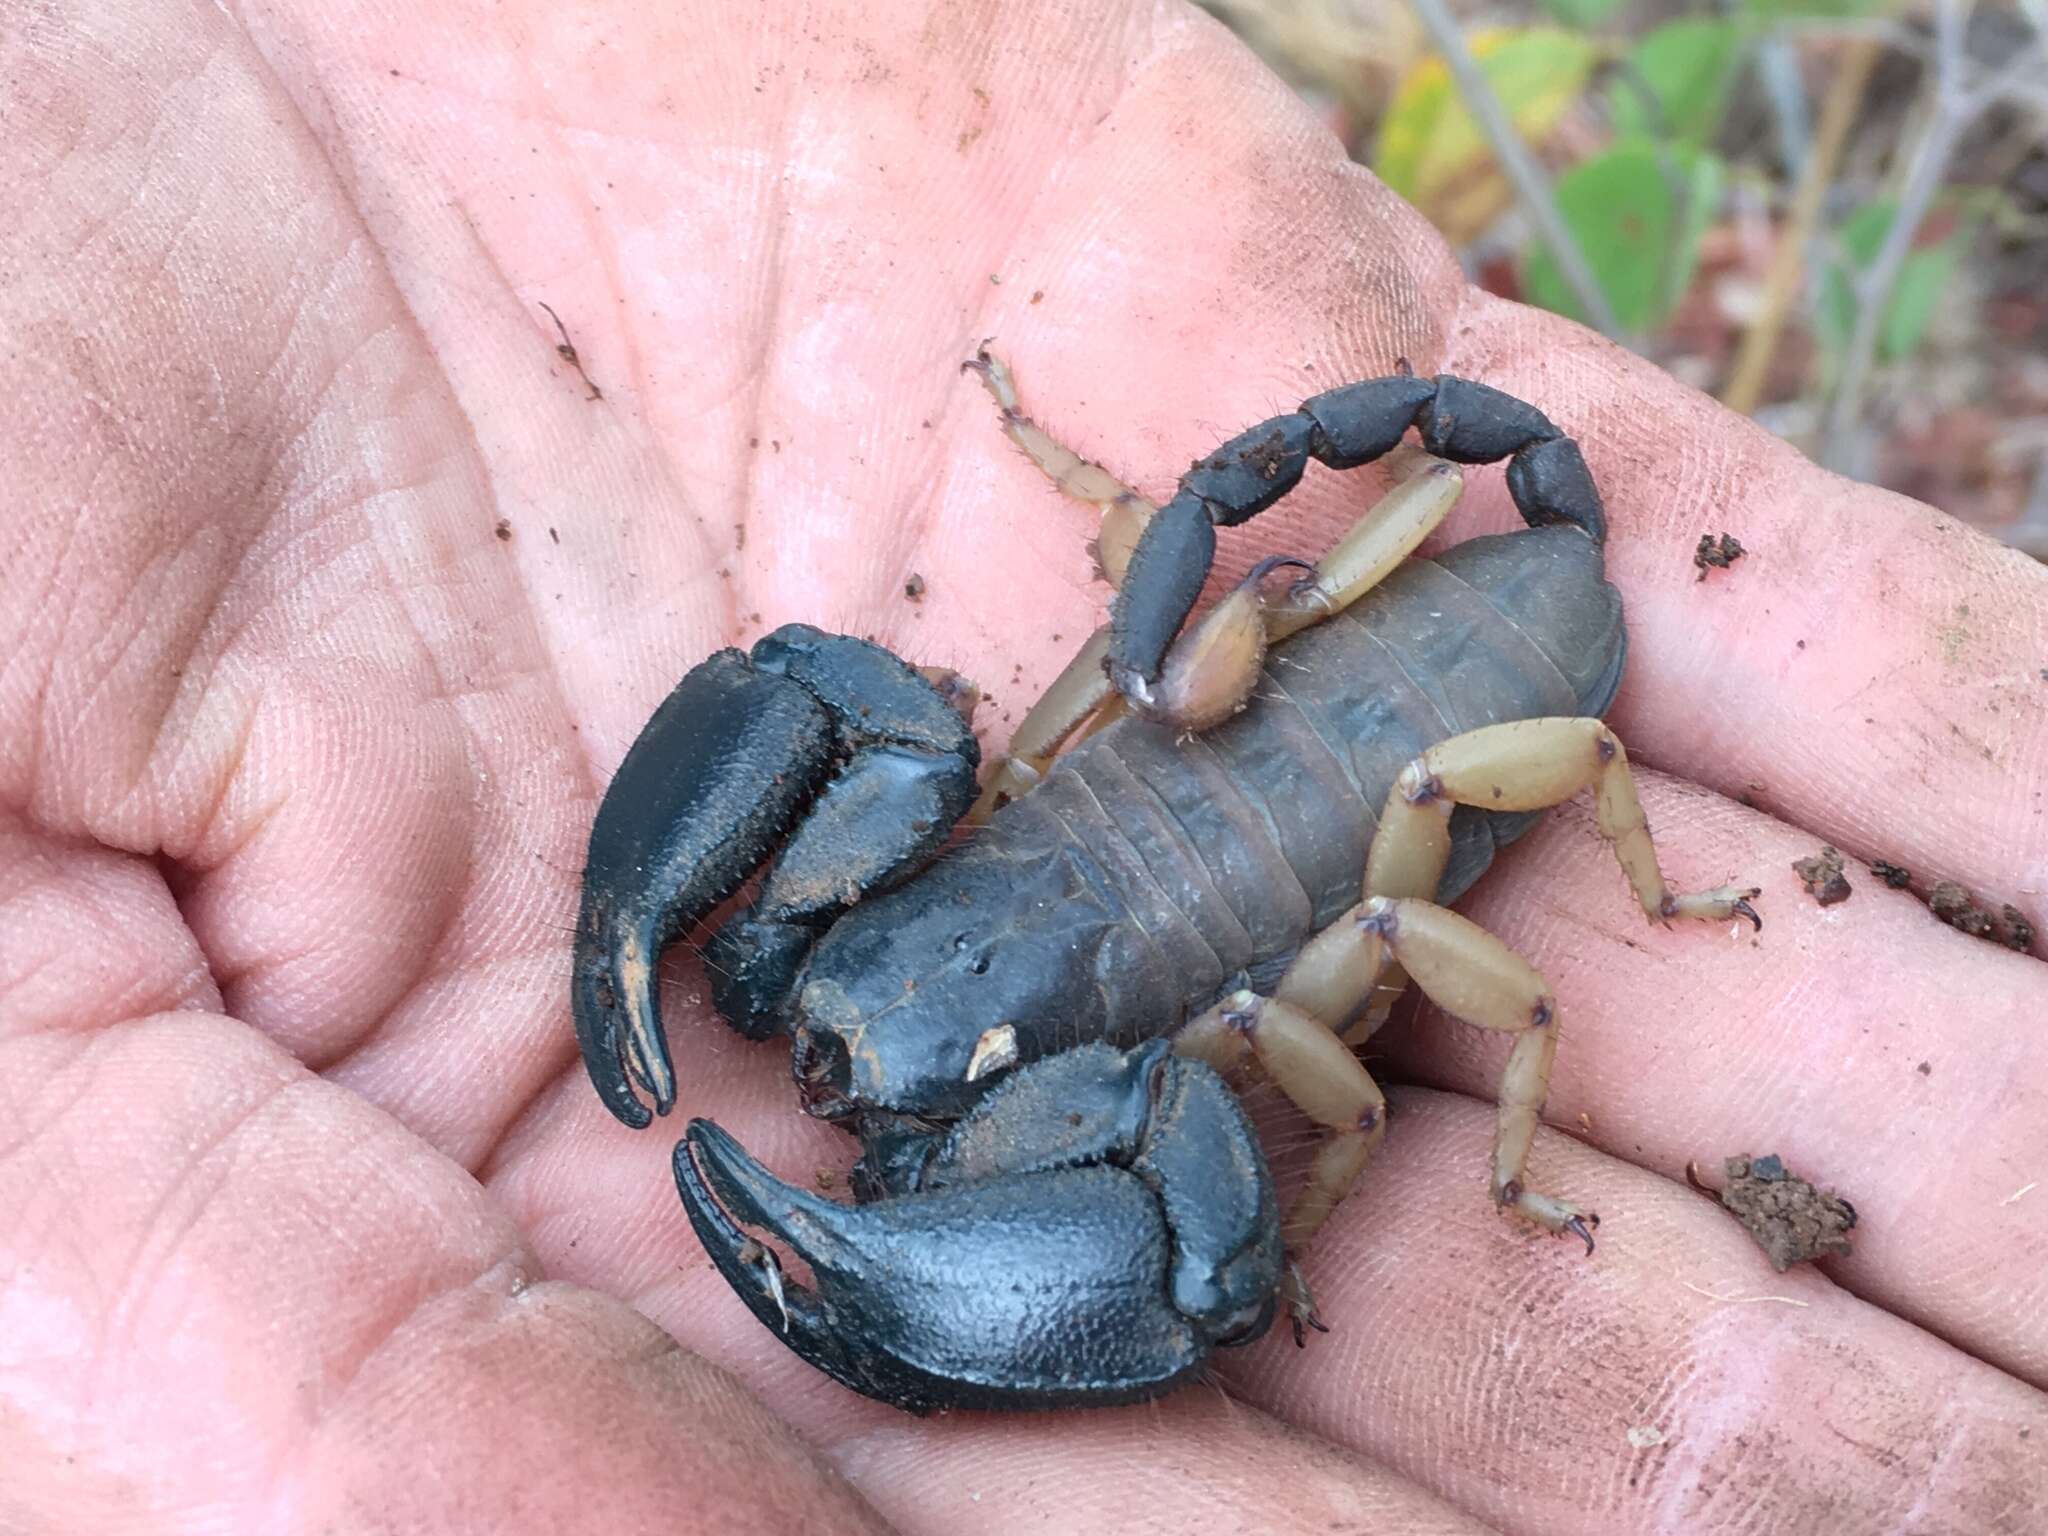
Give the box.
[1375,28,1597,243]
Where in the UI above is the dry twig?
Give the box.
[1404,0,1623,339]
[1821,0,2048,469]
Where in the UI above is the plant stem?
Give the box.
[1722,34,1885,417]
[1818,0,2048,471]
[1404,0,1624,340]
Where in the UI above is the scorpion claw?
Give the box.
[1281,1258,1328,1347]
[1565,1213,1600,1257]
[571,908,673,1130]
[675,1115,1218,1413]
[675,1122,877,1390]
[573,630,980,1127]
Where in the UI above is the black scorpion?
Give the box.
[571,352,1761,1413]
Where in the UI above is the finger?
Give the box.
[0,820,895,1534]
[1437,291,2048,939]
[830,1395,1499,1536]
[1373,771,2048,1392]
[1222,1090,2048,1536]
[507,1032,1501,1535]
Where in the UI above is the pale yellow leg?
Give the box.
[1174,988,1386,1340]
[1387,717,1763,926]
[965,347,1156,586]
[1233,715,1761,1249]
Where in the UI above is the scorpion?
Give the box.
[571,349,1762,1413]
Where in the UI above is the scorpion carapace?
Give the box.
[571,353,1761,1412]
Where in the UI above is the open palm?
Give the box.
[6,1,2047,1531]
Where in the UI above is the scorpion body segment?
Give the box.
[791,522,1622,1126]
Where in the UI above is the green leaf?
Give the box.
[1820,199,1971,364]
[1837,199,1895,265]
[1523,141,1702,333]
[1881,239,1960,361]
[1666,150,1725,315]
[1818,261,1856,358]
[1608,19,1742,148]
[1739,0,1878,18]
[1375,28,1599,242]
[1541,0,1624,27]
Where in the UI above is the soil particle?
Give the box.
[904,573,926,602]
[2001,903,2036,951]
[1694,532,1745,580]
[1927,880,2036,949]
[1710,1154,1858,1271]
[1871,859,1912,888]
[1792,846,1853,906]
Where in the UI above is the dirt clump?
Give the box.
[1928,880,2036,950]
[1694,532,1745,580]
[1706,1154,1858,1271]
[1792,846,1853,906]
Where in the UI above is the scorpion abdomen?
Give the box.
[799,522,1622,1117]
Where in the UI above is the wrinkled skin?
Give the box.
[4,1,2047,1532]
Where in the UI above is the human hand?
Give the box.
[5,1,2045,1532]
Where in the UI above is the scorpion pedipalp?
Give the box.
[572,649,835,1127]
[573,624,979,1126]
[674,1042,1282,1412]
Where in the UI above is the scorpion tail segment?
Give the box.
[1108,493,1215,707]
[572,649,839,1127]
[1104,372,1604,722]
[1413,376,1561,464]
[1505,436,1607,545]
[1414,377,1606,543]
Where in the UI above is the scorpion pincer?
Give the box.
[571,350,1762,1413]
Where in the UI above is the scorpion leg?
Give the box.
[673,1040,1282,1412]
[960,351,1140,820]
[1190,715,1763,1249]
[1370,717,1764,930]
[964,347,1158,588]
[573,625,979,1126]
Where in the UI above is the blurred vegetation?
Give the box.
[1202,0,2048,550]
